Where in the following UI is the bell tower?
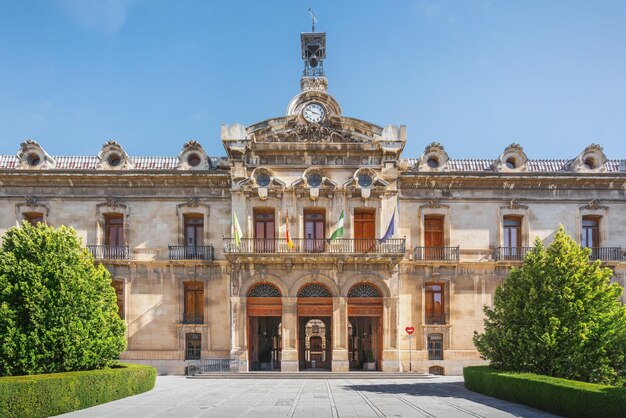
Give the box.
[300,9,327,92]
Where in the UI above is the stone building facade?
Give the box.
[1,31,625,375]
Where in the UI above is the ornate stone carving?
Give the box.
[586,199,601,210]
[25,195,37,205]
[300,77,328,92]
[104,196,124,207]
[428,197,442,209]
[186,196,200,207]
[508,198,520,209]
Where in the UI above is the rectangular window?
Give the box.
[304,209,325,252]
[254,209,275,252]
[185,333,201,360]
[425,283,445,324]
[184,282,204,324]
[112,280,124,319]
[24,212,44,226]
[104,214,124,246]
[582,216,599,248]
[427,333,443,360]
[354,210,375,252]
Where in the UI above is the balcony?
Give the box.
[223,238,406,255]
[183,314,204,325]
[588,247,623,262]
[413,246,460,261]
[425,314,446,325]
[493,246,533,261]
[169,245,215,260]
[87,245,131,260]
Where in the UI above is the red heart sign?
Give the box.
[405,327,414,335]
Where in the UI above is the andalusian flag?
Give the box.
[231,211,242,246]
[286,210,294,250]
[329,210,345,242]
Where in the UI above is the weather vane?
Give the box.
[308,8,317,32]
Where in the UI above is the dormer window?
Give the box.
[187,153,201,167]
[426,157,440,168]
[107,154,122,167]
[256,173,271,187]
[583,158,596,170]
[505,157,517,169]
[358,174,373,188]
[26,153,41,166]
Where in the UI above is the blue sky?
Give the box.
[1,0,625,160]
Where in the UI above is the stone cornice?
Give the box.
[0,170,231,189]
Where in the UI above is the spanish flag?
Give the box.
[286,209,294,250]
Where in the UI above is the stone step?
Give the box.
[189,371,435,379]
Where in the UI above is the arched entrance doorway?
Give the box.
[297,283,333,370]
[247,283,282,371]
[347,283,383,371]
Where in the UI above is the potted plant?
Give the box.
[363,349,376,371]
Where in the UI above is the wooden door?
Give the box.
[424,216,444,259]
[254,210,275,252]
[354,210,375,252]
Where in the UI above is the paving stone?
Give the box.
[59,375,560,418]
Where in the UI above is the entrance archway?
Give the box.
[247,283,282,371]
[347,283,383,371]
[297,283,333,370]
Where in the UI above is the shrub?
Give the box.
[473,226,626,385]
[0,362,156,418]
[0,223,126,376]
[464,366,626,418]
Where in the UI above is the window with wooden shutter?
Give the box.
[424,216,444,259]
[582,216,600,248]
[184,281,204,324]
[23,212,44,226]
[112,279,124,319]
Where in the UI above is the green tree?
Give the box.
[0,222,126,376]
[474,226,626,386]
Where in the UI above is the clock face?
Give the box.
[303,103,326,123]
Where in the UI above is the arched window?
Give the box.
[348,283,382,297]
[248,283,281,297]
[298,283,331,297]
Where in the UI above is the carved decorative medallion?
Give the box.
[348,283,382,297]
[298,283,331,297]
[248,283,281,297]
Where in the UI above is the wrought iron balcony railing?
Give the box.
[413,246,460,261]
[169,245,215,260]
[587,247,623,262]
[223,238,406,254]
[87,245,131,260]
[425,314,446,325]
[183,314,204,325]
[493,246,533,261]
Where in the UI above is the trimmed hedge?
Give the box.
[0,363,156,418]
[464,366,626,418]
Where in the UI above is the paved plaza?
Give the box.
[61,375,557,418]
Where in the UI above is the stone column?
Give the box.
[382,297,400,371]
[230,296,248,371]
[281,296,298,372]
[331,297,349,372]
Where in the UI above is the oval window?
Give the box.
[187,153,201,167]
[256,173,271,187]
[307,173,322,187]
[583,158,596,169]
[26,153,41,166]
[505,157,517,169]
[427,157,439,168]
[358,174,373,188]
[108,154,122,167]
